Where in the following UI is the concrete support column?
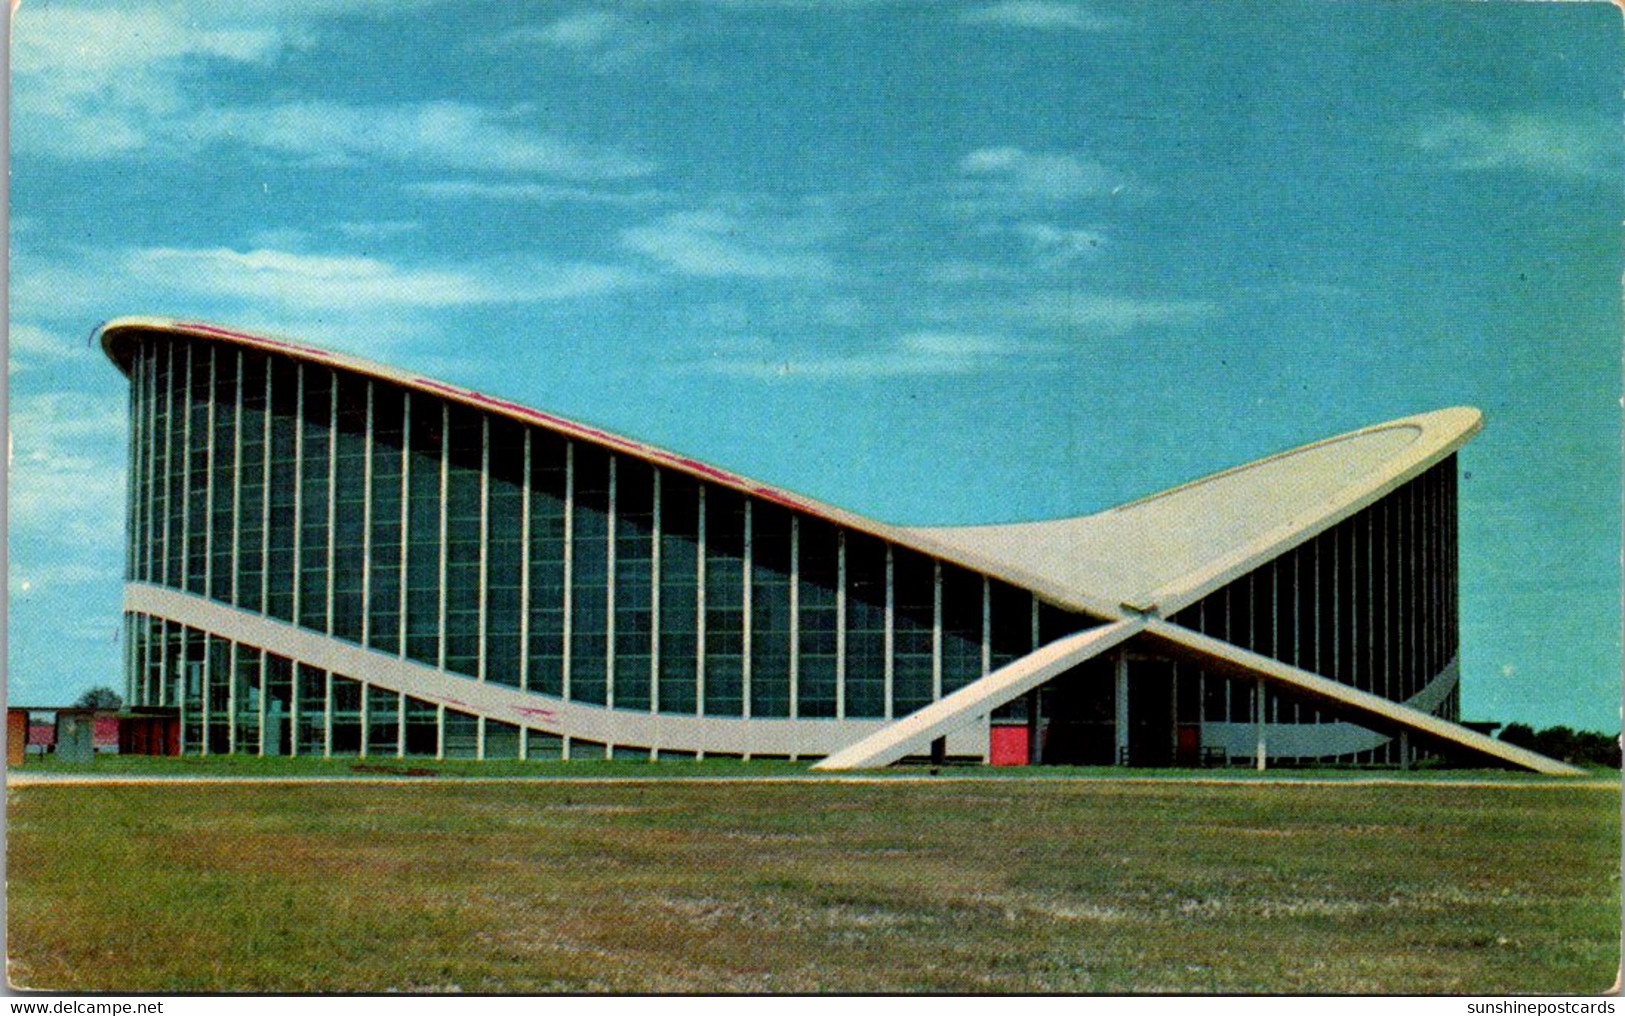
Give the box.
[1025,688,1040,765]
[1114,654,1129,766]
[1254,676,1267,771]
[1399,730,1410,770]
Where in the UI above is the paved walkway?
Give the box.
[8,770,1618,790]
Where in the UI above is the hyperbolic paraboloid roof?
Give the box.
[98,316,1482,622]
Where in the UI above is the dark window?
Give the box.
[208,348,237,603]
[613,458,654,710]
[443,405,483,677]
[368,386,404,653]
[703,487,745,716]
[330,374,368,643]
[405,395,442,666]
[750,502,793,718]
[891,548,934,716]
[527,429,568,695]
[796,517,839,717]
[485,417,525,687]
[236,352,267,613]
[940,565,983,694]
[843,532,886,718]
[657,470,699,714]
[570,444,610,704]
[297,367,332,631]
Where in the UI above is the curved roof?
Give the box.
[97,316,1480,620]
[903,407,1480,615]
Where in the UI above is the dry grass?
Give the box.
[8,779,1618,993]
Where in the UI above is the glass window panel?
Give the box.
[843,532,886,718]
[298,368,333,631]
[234,645,262,753]
[703,487,744,717]
[367,686,400,756]
[265,356,299,621]
[208,349,237,603]
[403,697,439,757]
[891,548,934,716]
[570,444,610,704]
[236,351,267,613]
[657,470,699,714]
[206,636,232,754]
[940,565,983,694]
[570,738,606,761]
[331,374,368,643]
[526,729,563,760]
[330,675,362,756]
[485,417,525,687]
[750,502,792,718]
[443,405,483,677]
[263,654,293,755]
[796,517,839,717]
[614,457,654,710]
[185,347,211,596]
[405,395,443,666]
[368,385,404,654]
[295,664,327,755]
[484,719,521,760]
[443,710,479,759]
[528,429,568,695]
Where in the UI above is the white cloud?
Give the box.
[702,330,1046,381]
[13,6,652,178]
[491,10,677,69]
[994,291,1218,334]
[1412,111,1617,178]
[12,5,287,156]
[622,209,836,280]
[8,391,128,540]
[8,323,85,374]
[334,220,422,239]
[409,180,667,205]
[123,246,641,309]
[1013,222,1108,263]
[205,101,653,178]
[960,147,1126,201]
[962,2,1121,31]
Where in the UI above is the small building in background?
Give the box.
[7,707,124,763]
[119,709,181,757]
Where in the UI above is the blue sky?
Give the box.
[9,0,1621,730]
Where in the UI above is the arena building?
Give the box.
[100,317,1577,774]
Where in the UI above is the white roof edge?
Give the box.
[1146,407,1480,615]
[905,406,1481,616]
[95,316,1130,621]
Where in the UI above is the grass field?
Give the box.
[8,774,1619,993]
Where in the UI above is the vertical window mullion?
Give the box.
[605,456,617,708]
[882,544,893,720]
[326,375,337,635]
[932,560,943,701]
[291,363,304,623]
[437,401,449,669]
[980,576,991,677]
[742,499,752,718]
[788,514,799,719]
[478,415,490,682]
[834,529,845,719]
[694,484,706,714]
[562,441,574,699]
[650,467,661,714]
[519,429,532,692]
[362,381,373,646]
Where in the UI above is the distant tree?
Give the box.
[1499,722,1620,768]
[73,686,122,710]
[1498,723,1536,749]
